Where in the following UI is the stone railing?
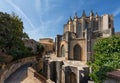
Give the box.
[0,56,36,83]
[21,67,54,83]
[34,71,47,82]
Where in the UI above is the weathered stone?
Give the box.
[43,11,114,83]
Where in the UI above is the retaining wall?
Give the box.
[0,56,36,83]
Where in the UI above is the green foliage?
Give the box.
[22,32,29,39]
[0,12,32,60]
[36,44,44,57]
[89,36,120,83]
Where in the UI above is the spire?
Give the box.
[90,10,94,16]
[74,12,78,19]
[69,16,72,21]
[82,10,86,17]
[96,12,99,17]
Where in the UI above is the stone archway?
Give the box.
[61,45,65,57]
[70,72,77,83]
[73,44,81,60]
[65,67,77,83]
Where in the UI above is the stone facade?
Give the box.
[24,39,39,53]
[43,11,114,83]
[39,38,54,54]
[55,11,114,62]
[43,55,89,83]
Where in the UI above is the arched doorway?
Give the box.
[70,72,77,83]
[73,44,81,60]
[61,45,65,57]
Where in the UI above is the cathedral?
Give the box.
[43,11,114,83]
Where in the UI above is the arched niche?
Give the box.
[73,44,82,60]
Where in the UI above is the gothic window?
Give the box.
[76,23,82,37]
[96,21,99,30]
[61,45,65,57]
[85,21,89,29]
[77,24,81,31]
[73,44,82,60]
[93,21,98,31]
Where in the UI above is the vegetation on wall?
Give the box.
[89,36,120,83]
[36,44,44,58]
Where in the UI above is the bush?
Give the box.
[89,36,120,83]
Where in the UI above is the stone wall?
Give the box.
[39,38,54,54]
[21,67,54,83]
[69,39,86,61]
[0,56,36,83]
[104,79,120,83]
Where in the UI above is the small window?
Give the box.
[109,24,111,28]
[61,45,65,57]
[109,17,111,23]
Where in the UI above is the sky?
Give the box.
[0,0,120,41]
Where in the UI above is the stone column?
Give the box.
[56,62,59,83]
[47,61,50,79]
[61,67,65,83]
[77,68,80,83]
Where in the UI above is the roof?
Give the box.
[107,70,120,79]
[39,38,53,40]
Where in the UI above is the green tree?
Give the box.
[36,44,44,58]
[0,12,30,60]
[22,32,29,39]
[89,36,120,83]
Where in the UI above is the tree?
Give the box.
[89,36,120,83]
[36,44,44,58]
[0,12,30,60]
[22,32,29,39]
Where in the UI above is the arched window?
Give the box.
[61,45,65,57]
[77,24,81,31]
[76,23,82,38]
[73,44,81,60]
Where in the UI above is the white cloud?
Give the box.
[5,0,63,40]
[113,8,120,16]
[5,0,35,29]
[33,16,63,40]
[34,0,64,39]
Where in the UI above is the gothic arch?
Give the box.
[73,44,82,60]
[61,45,65,57]
[67,72,77,83]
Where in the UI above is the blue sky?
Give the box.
[0,0,120,41]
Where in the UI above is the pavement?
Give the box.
[4,63,32,83]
